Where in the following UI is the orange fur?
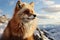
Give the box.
[1,1,37,40]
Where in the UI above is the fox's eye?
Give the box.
[24,9,30,14]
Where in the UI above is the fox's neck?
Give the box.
[9,19,24,37]
[9,18,37,39]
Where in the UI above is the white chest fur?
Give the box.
[23,18,38,39]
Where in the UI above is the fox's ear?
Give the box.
[14,0,22,14]
[30,2,34,7]
[16,0,22,9]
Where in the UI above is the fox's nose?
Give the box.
[33,15,36,17]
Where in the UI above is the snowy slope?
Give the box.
[0,22,60,40]
[46,25,60,40]
[39,24,60,40]
[0,23,8,38]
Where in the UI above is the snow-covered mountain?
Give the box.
[0,15,60,40]
[0,15,9,23]
[0,22,60,40]
[38,24,60,40]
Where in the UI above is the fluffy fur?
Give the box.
[1,0,38,40]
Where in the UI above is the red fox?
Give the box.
[1,0,37,40]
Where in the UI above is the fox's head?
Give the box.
[13,0,36,23]
[10,0,37,38]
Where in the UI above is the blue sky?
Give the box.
[0,0,60,24]
[0,0,44,17]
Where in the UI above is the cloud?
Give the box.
[0,9,3,14]
[42,0,55,6]
[37,14,58,19]
[37,14,50,19]
[38,19,60,24]
[42,4,60,12]
[41,0,60,13]
[37,13,60,24]
[9,0,15,6]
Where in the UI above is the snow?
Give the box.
[39,24,60,40]
[0,23,7,34]
[0,22,60,40]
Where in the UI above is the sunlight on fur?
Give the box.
[1,0,38,40]
[23,18,38,39]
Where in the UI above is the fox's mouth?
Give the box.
[22,17,36,22]
[26,17,35,20]
[21,14,36,22]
